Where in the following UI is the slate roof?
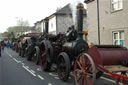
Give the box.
[55,4,87,15]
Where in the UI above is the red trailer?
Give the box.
[74,45,128,85]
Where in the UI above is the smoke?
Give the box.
[69,1,78,25]
[69,0,86,25]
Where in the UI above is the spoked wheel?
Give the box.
[33,47,40,65]
[40,50,52,71]
[114,72,128,85]
[57,52,70,81]
[74,53,96,85]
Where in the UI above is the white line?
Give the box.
[9,55,13,57]
[101,77,123,85]
[38,75,44,80]
[6,52,13,58]
[22,65,36,77]
[49,73,58,77]
[31,70,35,73]
[48,83,52,85]
[13,58,19,63]
[18,61,21,63]
[22,63,25,66]
[25,66,29,68]
[54,76,60,79]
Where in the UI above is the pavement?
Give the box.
[0,48,118,85]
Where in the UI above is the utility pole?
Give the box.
[97,0,100,45]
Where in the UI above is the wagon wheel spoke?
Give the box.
[86,76,92,85]
[81,76,84,85]
[76,60,85,73]
[77,74,83,82]
[85,64,91,72]
[85,73,93,76]
[80,55,85,69]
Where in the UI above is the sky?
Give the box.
[0,0,85,33]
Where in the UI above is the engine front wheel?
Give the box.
[57,52,71,81]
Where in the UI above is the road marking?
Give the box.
[22,65,36,77]
[48,83,52,85]
[54,76,60,79]
[13,58,19,63]
[18,61,21,63]
[49,73,58,77]
[6,52,13,58]
[37,75,44,80]
[9,55,13,58]
[25,66,29,68]
[22,63,25,66]
[37,68,42,71]
[31,70,35,73]
[101,77,123,85]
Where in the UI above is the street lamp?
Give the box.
[84,0,100,44]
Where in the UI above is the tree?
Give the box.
[16,18,30,35]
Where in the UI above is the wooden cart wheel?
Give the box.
[74,53,96,85]
[114,72,128,85]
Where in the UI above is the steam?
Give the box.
[69,0,85,26]
[69,1,78,25]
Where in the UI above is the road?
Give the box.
[0,48,116,85]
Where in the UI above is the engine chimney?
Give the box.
[77,3,85,40]
[44,17,49,33]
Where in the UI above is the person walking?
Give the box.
[1,40,5,50]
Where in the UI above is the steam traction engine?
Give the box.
[39,3,88,81]
[73,1,128,85]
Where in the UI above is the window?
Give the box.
[111,0,123,11]
[113,31,124,46]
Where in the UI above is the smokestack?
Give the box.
[77,3,84,40]
[44,17,49,33]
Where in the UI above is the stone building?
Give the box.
[40,3,87,34]
[86,0,128,47]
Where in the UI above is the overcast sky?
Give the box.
[0,0,85,33]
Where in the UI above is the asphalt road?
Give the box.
[0,48,116,85]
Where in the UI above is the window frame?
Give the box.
[112,31,125,46]
[111,0,123,12]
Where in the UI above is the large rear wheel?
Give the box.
[57,52,70,81]
[74,53,96,85]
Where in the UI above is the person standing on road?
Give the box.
[1,40,5,50]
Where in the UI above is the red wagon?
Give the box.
[74,45,128,85]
